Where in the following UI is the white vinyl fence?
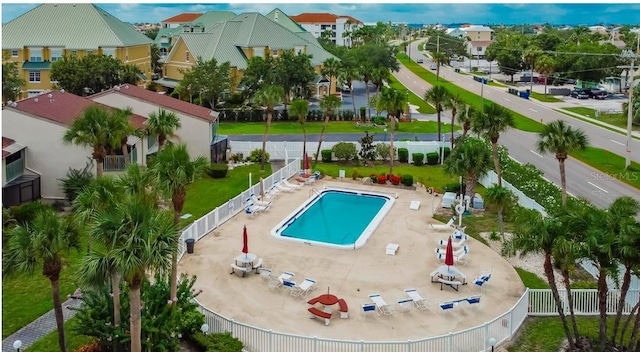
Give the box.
[229,141,451,164]
[478,171,547,216]
[176,158,638,352]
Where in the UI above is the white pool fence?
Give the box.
[177,157,638,352]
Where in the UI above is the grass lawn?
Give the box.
[571,147,640,190]
[395,53,544,133]
[515,267,549,289]
[387,75,437,114]
[2,234,88,338]
[529,91,563,103]
[562,107,640,132]
[218,120,449,135]
[181,163,272,228]
[24,317,94,352]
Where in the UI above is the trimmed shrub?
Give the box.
[332,142,357,161]
[412,153,424,166]
[398,148,409,163]
[401,174,414,187]
[377,175,387,184]
[207,163,229,178]
[191,332,243,352]
[9,201,53,226]
[375,143,390,161]
[230,153,243,163]
[443,147,451,160]
[248,148,268,163]
[426,152,439,165]
[351,170,360,180]
[370,174,377,183]
[321,149,333,162]
[360,106,366,119]
[58,162,94,202]
[390,175,401,185]
[372,116,386,125]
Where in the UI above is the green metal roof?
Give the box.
[264,8,307,33]
[190,11,237,30]
[22,61,52,70]
[154,77,180,88]
[2,4,153,49]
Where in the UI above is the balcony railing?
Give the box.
[104,153,136,172]
[5,158,24,183]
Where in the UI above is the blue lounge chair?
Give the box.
[440,302,455,310]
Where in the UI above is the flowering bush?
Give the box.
[390,175,401,185]
[377,175,387,184]
[72,273,205,352]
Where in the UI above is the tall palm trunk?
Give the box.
[491,139,501,186]
[389,115,395,175]
[597,269,609,352]
[314,112,331,164]
[49,275,67,352]
[623,300,640,349]
[111,272,121,326]
[261,110,273,171]
[349,83,357,119]
[450,108,457,148]
[158,134,167,150]
[561,269,580,342]
[558,156,568,206]
[436,110,442,141]
[121,138,130,165]
[170,191,185,300]
[301,124,307,169]
[129,275,143,352]
[364,79,371,122]
[465,173,478,200]
[544,253,576,351]
[612,268,632,344]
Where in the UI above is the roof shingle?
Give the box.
[161,13,203,24]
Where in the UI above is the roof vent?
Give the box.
[11,102,17,107]
[60,89,65,93]
[7,101,12,105]
[275,11,279,20]
[124,85,129,89]
[48,93,53,99]
[115,86,121,91]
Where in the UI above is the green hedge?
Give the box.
[321,149,333,162]
[207,163,229,178]
[412,153,424,166]
[426,152,439,165]
[398,148,409,163]
[190,332,243,352]
[401,174,414,186]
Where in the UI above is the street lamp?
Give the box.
[200,323,209,335]
[406,90,410,120]
[622,49,637,169]
[488,337,496,352]
[13,340,22,352]
[383,128,387,142]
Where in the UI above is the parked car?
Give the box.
[585,88,608,100]
[417,58,424,64]
[570,89,589,99]
[429,64,437,70]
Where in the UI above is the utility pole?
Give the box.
[437,34,440,53]
[622,49,636,169]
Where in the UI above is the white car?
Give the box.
[429,64,437,70]
[417,58,424,64]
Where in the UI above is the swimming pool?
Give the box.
[271,188,395,249]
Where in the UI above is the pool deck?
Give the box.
[179,177,525,342]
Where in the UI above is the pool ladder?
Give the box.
[309,188,321,198]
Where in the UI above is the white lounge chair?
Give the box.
[291,278,317,297]
[429,217,456,231]
[282,178,304,190]
[265,186,280,199]
[436,251,469,265]
[404,288,428,310]
[275,182,294,193]
[250,194,272,207]
[252,257,264,273]
[278,271,295,284]
[257,268,272,281]
[368,294,393,316]
[397,298,415,314]
[438,235,468,248]
[298,171,321,185]
[435,245,469,256]
[268,274,283,290]
[245,203,268,216]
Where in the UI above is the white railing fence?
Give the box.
[229,141,451,164]
[177,156,639,352]
[478,170,547,216]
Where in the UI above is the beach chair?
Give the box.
[429,217,456,231]
[245,203,268,216]
[277,271,295,284]
[282,178,304,190]
[268,274,283,290]
[250,194,272,207]
[300,171,321,185]
[265,186,280,199]
[466,295,481,305]
[291,278,317,297]
[440,301,455,311]
[435,245,469,256]
[368,294,393,316]
[397,298,415,314]
[257,268,272,281]
[404,288,428,310]
[438,235,468,248]
[252,258,263,273]
[282,279,297,294]
[275,182,294,193]
[361,303,377,319]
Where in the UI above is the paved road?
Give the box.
[228,133,446,142]
[401,40,640,209]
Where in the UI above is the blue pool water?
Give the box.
[272,188,394,249]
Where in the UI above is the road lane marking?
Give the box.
[504,98,511,102]
[529,108,538,113]
[530,150,543,157]
[421,86,426,90]
[588,182,609,193]
[610,139,625,146]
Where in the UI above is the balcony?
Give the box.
[5,158,24,183]
[104,152,137,172]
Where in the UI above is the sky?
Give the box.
[2,1,640,26]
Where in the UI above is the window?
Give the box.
[102,47,115,57]
[183,25,190,33]
[295,46,304,55]
[271,49,278,57]
[70,50,77,56]
[185,51,190,62]
[11,50,18,57]
[29,47,42,62]
[87,50,94,55]
[160,48,168,57]
[477,47,483,52]
[29,70,41,82]
[254,47,264,58]
[50,48,63,62]
[160,35,169,44]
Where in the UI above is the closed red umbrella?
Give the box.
[444,236,454,267]
[242,225,249,256]
[304,153,310,171]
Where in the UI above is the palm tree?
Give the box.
[338,64,360,118]
[321,58,341,97]
[4,208,81,352]
[471,102,515,187]
[444,94,464,147]
[424,85,452,141]
[456,105,474,139]
[442,137,493,198]
[117,163,160,208]
[370,67,390,95]
[255,85,285,171]
[63,105,115,178]
[523,46,542,92]
[359,62,374,121]
[483,185,513,239]
[96,195,177,352]
[149,143,208,300]
[147,108,182,151]
[107,107,138,165]
[315,94,342,164]
[289,99,309,166]
[536,120,589,205]
[506,208,577,351]
[432,51,448,81]
[536,55,556,96]
[375,87,406,175]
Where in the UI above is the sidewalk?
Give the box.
[2,298,82,351]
